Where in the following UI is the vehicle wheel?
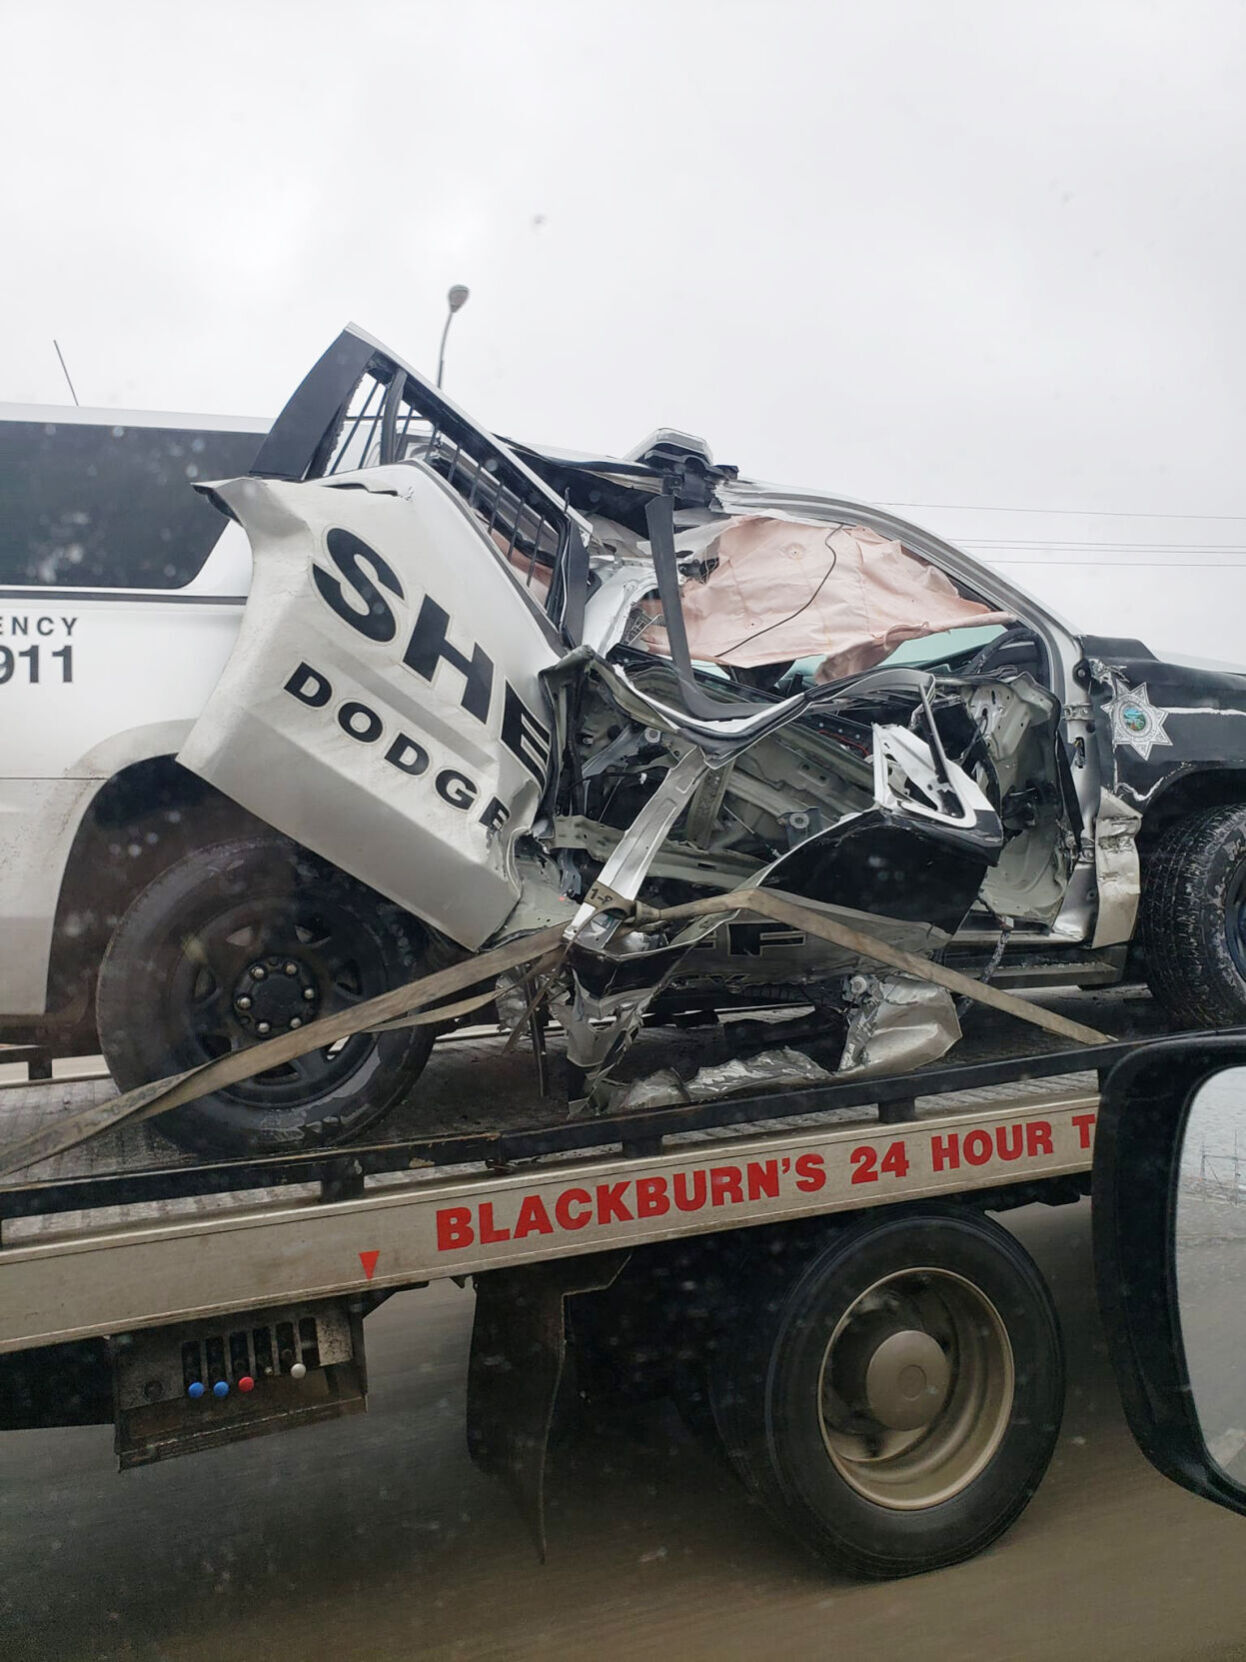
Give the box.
[97,835,445,1156]
[708,1206,1063,1579]
[1141,804,1246,1028]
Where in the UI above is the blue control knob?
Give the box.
[212,1380,230,1398]
[187,1381,206,1400]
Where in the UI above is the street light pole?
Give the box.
[436,284,471,389]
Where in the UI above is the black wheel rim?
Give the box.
[167,885,390,1111]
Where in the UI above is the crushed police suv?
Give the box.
[5,324,1246,1154]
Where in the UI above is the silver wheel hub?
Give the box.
[818,1267,1015,1511]
[863,1329,952,1430]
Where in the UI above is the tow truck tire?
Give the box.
[97,835,443,1157]
[708,1206,1063,1579]
[1141,803,1246,1028]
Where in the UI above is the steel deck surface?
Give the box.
[0,986,1169,1234]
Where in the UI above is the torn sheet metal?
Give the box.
[568,747,710,932]
[554,907,736,1080]
[755,820,990,940]
[971,675,1070,927]
[641,517,1010,678]
[836,974,962,1079]
[178,467,560,951]
[616,1046,835,1112]
[1090,789,1143,949]
[612,976,958,1113]
[637,885,1110,1045]
[871,721,1003,857]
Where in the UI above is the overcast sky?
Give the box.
[3,1,1245,657]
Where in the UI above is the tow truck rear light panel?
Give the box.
[110,1298,364,1468]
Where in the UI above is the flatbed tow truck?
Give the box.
[0,976,1188,1581]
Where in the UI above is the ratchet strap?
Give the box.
[0,888,1111,1181]
[639,888,1111,1047]
[0,924,569,1180]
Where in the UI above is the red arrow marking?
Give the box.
[359,1250,380,1281]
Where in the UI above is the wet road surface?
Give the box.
[4,1199,1246,1661]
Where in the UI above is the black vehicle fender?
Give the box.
[1134,765,1246,855]
[45,755,269,1019]
[1083,648,1246,825]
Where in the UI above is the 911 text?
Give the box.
[0,644,74,684]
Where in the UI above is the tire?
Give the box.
[97,835,444,1157]
[1141,804,1246,1028]
[707,1207,1064,1579]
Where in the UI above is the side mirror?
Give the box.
[1094,1035,1246,1516]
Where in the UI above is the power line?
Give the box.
[961,538,1246,552]
[882,499,1246,522]
[985,557,1246,570]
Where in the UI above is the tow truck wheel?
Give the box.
[97,835,444,1157]
[708,1206,1063,1579]
[1141,803,1246,1028]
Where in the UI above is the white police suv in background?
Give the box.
[0,402,266,1052]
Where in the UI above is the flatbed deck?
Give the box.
[0,984,1174,1356]
[0,983,1169,1220]
[0,1071,1097,1354]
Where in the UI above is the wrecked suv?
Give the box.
[5,324,1246,1154]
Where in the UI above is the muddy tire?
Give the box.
[708,1207,1063,1579]
[97,835,442,1157]
[1141,804,1246,1028]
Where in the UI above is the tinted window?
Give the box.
[0,418,264,588]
